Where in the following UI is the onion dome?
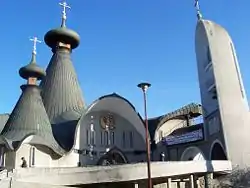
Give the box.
[45,27,80,50]
[0,37,66,158]
[40,1,85,126]
[19,51,46,81]
[44,1,80,50]
[40,1,85,151]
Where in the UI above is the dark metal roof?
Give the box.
[0,114,9,133]
[148,103,202,139]
[158,103,202,127]
[0,85,65,157]
[40,48,85,124]
[98,93,145,124]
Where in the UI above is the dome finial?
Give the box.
[30,36,42,55]
[19,36,46,84]
[194,0,202,20]
[59,0,71,27]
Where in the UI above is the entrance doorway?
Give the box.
[97,149,127,166]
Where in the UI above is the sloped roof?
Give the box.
[40,48,85,124]
[0,114,9,133]
[0,85,65,158]
[158,103,202,126]
[148,103,202,138]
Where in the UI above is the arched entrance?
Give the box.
[210,143,227,160]
[97,149,128,166]
[181,146,205,161]
[210,141,227,178]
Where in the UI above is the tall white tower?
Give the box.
[194,1,250,168]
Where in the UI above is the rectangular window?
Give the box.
[31,147,35,166]
[29,147,35,167]
[111,132,115,145]
[230,42,244,98]
[122,131,126,148]
[90,131,96,146]
[0,147,4,167]
[129,131,133,148]
[204,46,212,70]
[86,130,90,145]
[100,131,103,146]
[105,131,109,146]
[207,46,212,62]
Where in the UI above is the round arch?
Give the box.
[84,93,146,141]
[97,147,128,166]
[180,146,205,161]
[210,140,227,160]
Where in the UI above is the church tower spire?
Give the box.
[194,0,202,20]
[40,1,85,127]
[0,37,65,157]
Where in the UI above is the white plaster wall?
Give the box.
[4,141,80,169]
[195,20,250,168]
[14,144,51,169]
[50,151,79,168]
[154,119,186,144]
[79,111,146,165]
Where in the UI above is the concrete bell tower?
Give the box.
[194,0,250,168]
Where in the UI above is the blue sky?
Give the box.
[0,0,250,117]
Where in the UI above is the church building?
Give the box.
[0,0,249,174]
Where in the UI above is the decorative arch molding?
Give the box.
[97,147,128,165]
[180,146,206,161]
[209,139,227,160]
[83,93,146,141]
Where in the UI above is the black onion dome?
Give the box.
[44,27,80,49]
[19,54,46,80]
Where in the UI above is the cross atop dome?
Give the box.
[59,0,71,27]
[194,0,202,20]
[30,37,42,55]
[19,36,46,84]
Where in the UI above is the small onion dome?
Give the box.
[19,54,46,80]
[44,27,80,49]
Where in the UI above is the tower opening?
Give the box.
[211,143,227,160]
